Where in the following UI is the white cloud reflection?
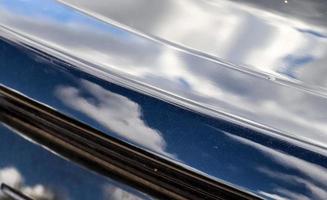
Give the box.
[258,168,327,200]
[225,132,327,200]
[55,80,171,156]
[258,191,287,200]
[274,188,310,200]
[62,0,327,85]
[0,167,55,200]
[103,184,145,200]
[225,132,327,184]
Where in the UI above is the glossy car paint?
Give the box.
[62,0,327,91]
[0,33,326,199]
[0,0,326,199]
[1,0,327,152]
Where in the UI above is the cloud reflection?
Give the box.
[258,191,287,200]
[0,167,56,200]
[103,184,145,200]
[62,0,327,87]
[258,168,327,200]
[225,132,327,200]
[55,80,171,156]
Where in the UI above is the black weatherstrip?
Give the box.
[0,85,261,200]
[1,183,33,200]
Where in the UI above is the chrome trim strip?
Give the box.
[0,85,260,200]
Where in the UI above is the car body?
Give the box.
[0,0,326,199]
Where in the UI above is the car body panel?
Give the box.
[0,37,326,199]
[0,0,326,199]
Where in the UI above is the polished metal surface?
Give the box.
[0,0,327,199]
[1,0,327,152]
[0,37,326,199]
[0,123,151,200]
[62,0,327,91]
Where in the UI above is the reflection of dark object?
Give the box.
[279,55,314,78]
[297,28,327,38]
[0,183,33,200]
[0,85,259,200]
